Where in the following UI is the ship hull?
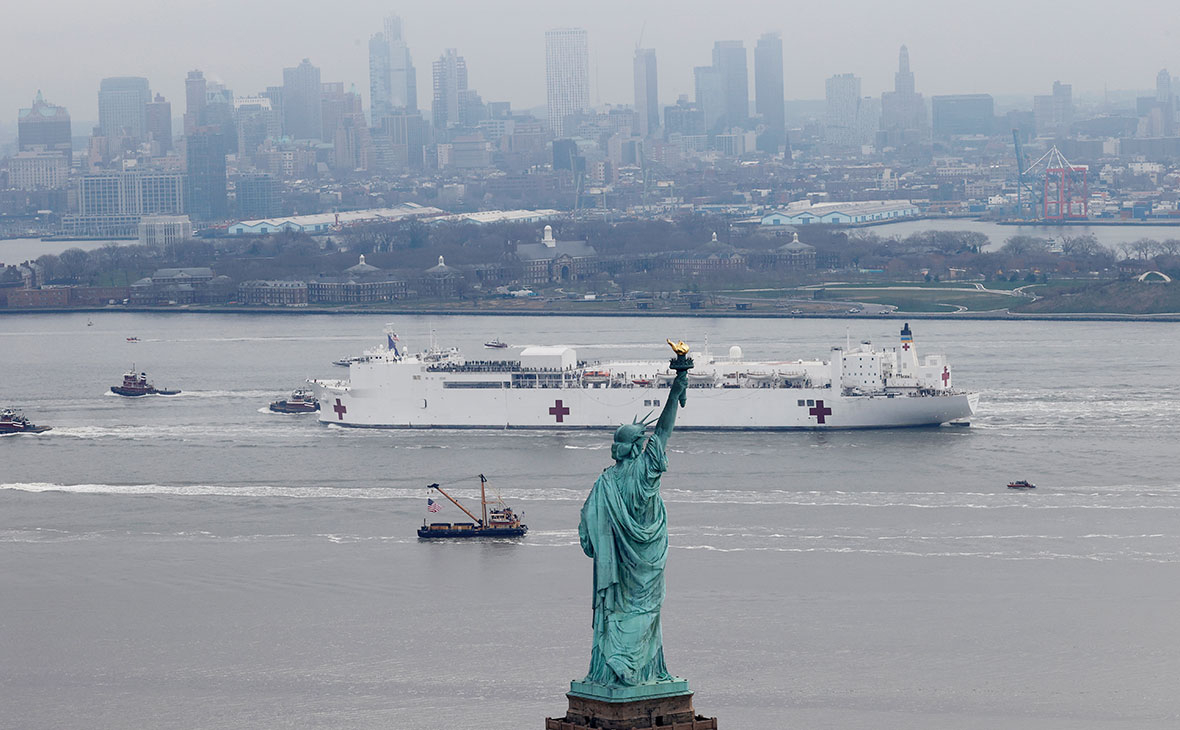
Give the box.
[417,526,528,538]
[314,381,978,431]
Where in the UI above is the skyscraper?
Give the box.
[712,41,749,131]
[694,65,724,133]
[18,91,71,156]
[282,59,323,141]
[633,48,659,138]
[369,32,393,123]
[98,77,151,140]
[184,70,207,135]
[825,73,861,146]
[385,15,418,112]
[545,28,590,137]
[370,15,419,123]
[880,45,926,137]
[185,129,228,221]
[754,32,785,152]
[432,49,469,131]
[146,93,173,154]
[321,82,363,142]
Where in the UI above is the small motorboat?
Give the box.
[1007,480,1036,490]
[631,378,653,386]
[126,337,139,342]
[269,388,320,414]
[110,370,180,397]
[484,338,510,349]
[0,408,51,435]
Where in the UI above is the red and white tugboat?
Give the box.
[110,369,181,397]
[418,475,528,539]
[0,408,51,435]
[269,388,320,414]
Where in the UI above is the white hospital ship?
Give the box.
[310,323,978,431]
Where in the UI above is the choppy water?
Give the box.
[2,313,1179,729]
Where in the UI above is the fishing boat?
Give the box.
[110,370,181,397]
[0,408,51,435]
[269,388,320,413]
[418,475,528,539]
[1007,480,1036,490]
[484,338,510,349]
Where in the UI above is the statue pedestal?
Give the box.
[546,683,718,729]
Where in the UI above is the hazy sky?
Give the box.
[4,0,1177,123]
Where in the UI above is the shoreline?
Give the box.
[3,305,1180,322]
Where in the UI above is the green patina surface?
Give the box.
[572,363,692,703]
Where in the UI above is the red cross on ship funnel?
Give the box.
[941,367,950,386]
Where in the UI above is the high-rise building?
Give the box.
[712,41,749,131]
[184,70,207,135]
[233,96,280,164]
[385,15,418,112]
[931,94,994,137]
[186,129,228,221]
[282,59,324,141]
[1033,81,1073,138]
[98,77,151,140]
[369,32,393,124]
[235,174,279,219]
[880,45,926,135]
[18,91,72,156]
[432,49,469,131]
[146,93,173,154]
[633,48,659,138]
[76,171,185,216]
[545,28,590,137]
[825,73,861,146]
[321,82,363,142]
[664,96,706,138]
[754,32,785,152]
[694,65,725,133]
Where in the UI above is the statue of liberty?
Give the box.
[574,341,692,697]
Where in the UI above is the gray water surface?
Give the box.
[2,313,1179,729]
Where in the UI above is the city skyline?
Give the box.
[3,0,1178,129]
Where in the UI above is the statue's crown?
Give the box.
[614,411,656,442]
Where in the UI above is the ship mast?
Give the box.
[428,482,483,525]
[480,474,488,526]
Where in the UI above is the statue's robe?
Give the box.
[578,433,673,686]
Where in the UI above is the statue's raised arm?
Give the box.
[652,340,692,445]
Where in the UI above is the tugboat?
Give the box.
[110,369,181,397]
[1007,479,1036,490]
[418,475,528,539]
[0,408,51,435]
[484,338,510,349]
[269,388,320,413]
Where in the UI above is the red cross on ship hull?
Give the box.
[548,399,570,423]
[809,400,832,425]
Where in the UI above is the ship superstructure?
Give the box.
[310,323,978,430]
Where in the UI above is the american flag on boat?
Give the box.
[427,498,442,513]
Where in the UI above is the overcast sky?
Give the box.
[4,0,1176,123]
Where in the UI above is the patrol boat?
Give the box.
[418,475,528,539]
[311,323,979,431]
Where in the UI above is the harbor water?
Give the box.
[2,313,1179,729]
